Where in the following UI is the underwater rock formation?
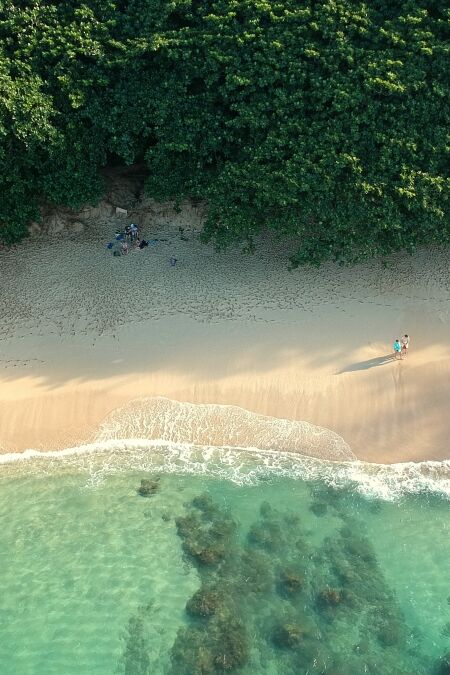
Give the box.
[121,616,151,675]
[436,653,450,675]
[341,527,376,565]
[376,617,402,647]
[137,478,160,497]
[170,493,416,675]
[237,549,273,594]
[171,617,249,673]
[247,520,282,551]
[247,501,294,553]
[190,543,226,567]
[171,626,215,675]
[212,617,249,671]
[172,495,253,672]
[192,493,216,516]
[278,568,304,597]
[272,622,303,649]
[259,501,272,519]
[310,501,328,517]
[186,587,222,617]
[317,587,343,607]
[176,495,236,569]
[442,622,450,638]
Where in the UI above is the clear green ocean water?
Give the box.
[0,442,449,675]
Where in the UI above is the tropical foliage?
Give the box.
[0,0,448,263]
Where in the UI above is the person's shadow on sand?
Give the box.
[338,355,394,374]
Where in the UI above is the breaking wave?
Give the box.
[0,398,448,500]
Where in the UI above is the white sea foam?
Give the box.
[95,397,355,461]
[0,438,449,501]
[0,397,448,500]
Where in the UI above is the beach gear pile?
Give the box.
[105,224,178,265]
[106,223,140,256]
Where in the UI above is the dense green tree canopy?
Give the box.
[0,0,448,263]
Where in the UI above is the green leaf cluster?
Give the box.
[0,0,448,263]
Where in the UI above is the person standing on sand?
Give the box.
[393,339,402,360]
[130,223,139,241]
[401,334,410,358]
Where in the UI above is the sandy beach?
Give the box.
[1,197,449,464]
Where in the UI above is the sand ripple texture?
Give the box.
[1,219,449,342]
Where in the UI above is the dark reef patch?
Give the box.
[120,482,438,674]
[137,477,160,497]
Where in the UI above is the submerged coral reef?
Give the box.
[119,482,435,674]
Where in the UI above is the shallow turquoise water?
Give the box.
[0,450,449,674]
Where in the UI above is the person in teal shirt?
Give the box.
[393,339,402,359]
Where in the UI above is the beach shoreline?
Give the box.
[1,212,449,464]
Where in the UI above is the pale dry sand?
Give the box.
[0,212,449,463]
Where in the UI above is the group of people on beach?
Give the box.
[393,335,410,359]
[124,223,140,243]
[107,223,150,256]
[106,223,178,266]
